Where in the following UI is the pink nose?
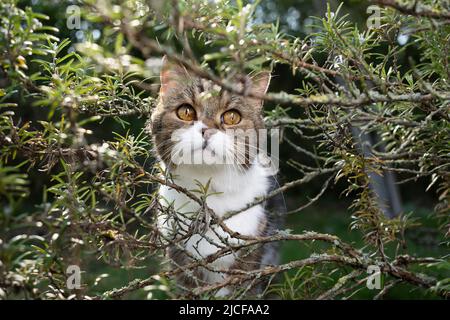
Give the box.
[202,127,217,140]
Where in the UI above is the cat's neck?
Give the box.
[163,161,272,196]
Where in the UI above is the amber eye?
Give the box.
[176,104,196,121]
[221,109,241,125]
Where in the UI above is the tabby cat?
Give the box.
[148,56,284,297]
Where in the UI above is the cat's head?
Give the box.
[149,56,271,170]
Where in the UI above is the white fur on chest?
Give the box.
[157,162,270,284]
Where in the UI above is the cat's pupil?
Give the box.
[177,104,196,121]
[222,109,241,125]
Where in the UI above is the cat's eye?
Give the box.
[221,109,241,125]
[176,104,196,121]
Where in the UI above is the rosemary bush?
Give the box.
[0,0,449,299]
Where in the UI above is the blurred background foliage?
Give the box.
[0,0,449,299]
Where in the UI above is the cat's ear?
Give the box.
[248,71,271,109]
[159,55,191,96]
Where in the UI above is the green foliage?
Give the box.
[0,0,449,299]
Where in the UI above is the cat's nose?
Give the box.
[202,127,217,140]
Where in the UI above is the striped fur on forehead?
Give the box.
[158,78,263,120]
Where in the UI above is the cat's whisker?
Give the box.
[233,141,282,163]
[224,144,248,177]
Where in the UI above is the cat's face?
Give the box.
[150,57,270,169]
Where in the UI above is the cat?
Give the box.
[148,56,284,297]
